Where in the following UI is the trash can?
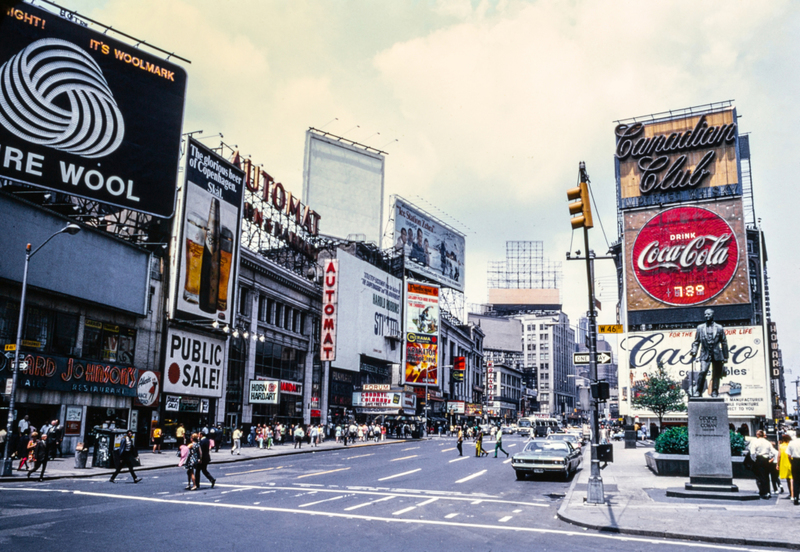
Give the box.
[74,448,89,469]
[92,428,127,468]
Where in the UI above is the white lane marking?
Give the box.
[390,455,418,462]
[402,446,420,451]
[456,470,487,484]
[297,467,350,479]
[449,457,469,463]
[299,495,346,508]
[503,459,512,464]
[344,496,395,511]
[417,498,438,506]
[441,448,456,452]
[206,483,547,507]
[508,444,517,447]
[0,487,761,551]
[471,500,482,505]
[157,492,170,495]
[220,488,249,495]
[499,516,512,522]
[445,513,458,519]
[392,506,416,515]
[345,454,374,460]
[513,509,522,513]
[378,469,422,481]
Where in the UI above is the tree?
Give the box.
[630,361,687,429]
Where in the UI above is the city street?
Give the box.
[0,436,781,552]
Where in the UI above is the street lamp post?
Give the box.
[2,223,81,476]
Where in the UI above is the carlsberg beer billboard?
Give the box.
[0,4,187,217]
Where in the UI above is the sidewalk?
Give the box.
[557,441,799,550]
[0,437,414,482]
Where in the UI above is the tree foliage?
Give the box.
[630,361,686,427]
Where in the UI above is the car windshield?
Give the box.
[547,434,576,441]
[523,441,569,453]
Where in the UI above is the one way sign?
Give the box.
[573,352,612,365]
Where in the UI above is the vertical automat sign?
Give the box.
[175,138,244,322]
[403,281,440,385]
[0,3,187,217]
[321,259,339,362]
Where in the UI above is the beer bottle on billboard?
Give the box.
[199,198,221,314]
[217,226,234,316]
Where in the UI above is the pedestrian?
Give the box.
[17,430,32,471]
[18,414,30,435]
[475,432,489,457]
[294,425,305,449]
[214,424,223,452]
[248,425,255,447]
[151,421,162,454]
[456,427,464,456]
[381,425,386,441]
[176,423,186,447]
[109,430,141,484]
[194,431,216,490]
[45,420,63,459]
[231,427,243,455]
[778,434,793,499]
[280,423,286,445]
[490,425,497,441]
[309,425,318,447]
[494,429,509,458]
[748,430,777,499]
[786,434,800,505]
[27,433,49,481]
[178,435,196,490]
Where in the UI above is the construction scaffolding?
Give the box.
[487,241,562,292]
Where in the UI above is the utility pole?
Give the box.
[567,162,604,505]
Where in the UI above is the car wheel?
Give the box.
[515,470,526,481]
[563,467,572,480]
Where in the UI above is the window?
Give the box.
[82,319,137,364]
[540,333,549,341]
[0,303,80,357]
[266,298,275,325]
[540,353,549,361]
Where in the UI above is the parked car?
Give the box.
[546,432,583,449]
[501,425,515,434]
[510,438,582,480]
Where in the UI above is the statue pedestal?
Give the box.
[670,398,740,498]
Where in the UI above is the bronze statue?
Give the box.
[690,308,729,397]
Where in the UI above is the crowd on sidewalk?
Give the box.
[746,427,800,503]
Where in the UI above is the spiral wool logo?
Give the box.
[0,38,124,158]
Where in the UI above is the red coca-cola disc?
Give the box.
[631,206,739,306]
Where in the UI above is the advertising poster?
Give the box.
[618,326,769,417]
[0,3,187,217]
[175,139,245,323]
[615,107,740,210]
[404,281,439,386]
[394,198,465,292]
[249,379,279,404]
[163,328,225,399]
[623,200,750,312]
[333,251,402,370]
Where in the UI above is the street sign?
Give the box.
[573,352,612,365]
[4,344,15,351]
[598,324,623,334]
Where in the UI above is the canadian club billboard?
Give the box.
[403,281,439,386]
[624,202,749,311]
[173,139,245,323]
[0,3,187,217]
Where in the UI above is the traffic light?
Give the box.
[567,181,593,229]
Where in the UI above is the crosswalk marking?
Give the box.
[297,467,351,479]
[392,506,416,515]
[456,470,487,484]
[344,496,395,511]
[417,498,439,506]
[378,468,422,481]
[299,495,346,508]
[391,455,418,462]
[441,448,456,452]
[499,516,512,522]
[445,513,458,519]
[449,456,469,463]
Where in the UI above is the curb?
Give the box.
[0,437,422,483]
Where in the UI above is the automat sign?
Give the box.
[163,328,225,398]
[0,4,187,217]
[320,259,339,362]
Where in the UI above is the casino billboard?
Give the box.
[623,200,750,320]
[0,3,187,217]
[615,107,740,211]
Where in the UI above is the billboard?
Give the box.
[332,251,402,370]
[0,4,187,217]
[403,281,440,386]
[615,107,740,210]
[249,379,279,404]
[393,198,465,292]
[163,328,226,399]
[623,200,750,313]
[173,139,245,322]
[302,131,385,244]
[619,326,769,417]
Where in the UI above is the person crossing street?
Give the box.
[456,427,464,457]
[109,430,141,484]
[494,429,509,458]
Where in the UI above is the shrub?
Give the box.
[654,426,748,456]
[655,426,689,454]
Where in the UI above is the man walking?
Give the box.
[787,433,800,506]
[194,431,216,489]
[748,430,777,499]
[294,425,305,449]
[494,429,509,458]
[27,433,48,481]
[109,430,141,484]
[231,427,242,455]
[456,427,464,456]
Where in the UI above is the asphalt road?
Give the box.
[0,435,778,552]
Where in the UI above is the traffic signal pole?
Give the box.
[567,161,604,505]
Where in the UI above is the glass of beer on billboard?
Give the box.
[183,212,206,304]
[217,226,233,316]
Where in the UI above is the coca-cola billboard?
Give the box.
[623,199,750,313]
[632,206,738,306]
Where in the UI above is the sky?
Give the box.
[62,0,800,410]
